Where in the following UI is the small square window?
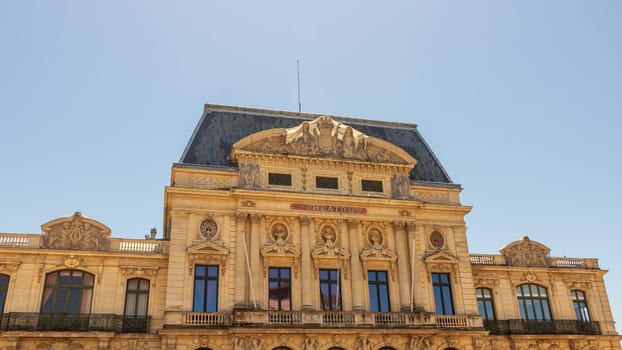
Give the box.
[316,176,338,189]
[269,173,292,186]
[361,180,383,192]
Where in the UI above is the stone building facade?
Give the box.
[0,104,619,350]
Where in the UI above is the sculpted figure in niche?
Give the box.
[304,337,319,350]
[321,227,338,255]
[235,338,246,350]
[239,162,261,188]
[368,229,384,250]
[272,224,288,246]
[391,174,412,199]
[356,337,371,350]
[249,337,262,350]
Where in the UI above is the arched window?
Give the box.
[0,275,9,314]
[41,270,94,314]
[516,284,551,320]
[571,290,590,321]
[476,288,495,320]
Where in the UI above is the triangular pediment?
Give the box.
[231,116,417,165]
[188,241,229,256]
[424,250,460,263]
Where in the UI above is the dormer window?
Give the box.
[316,176,338,189]
[361,180,383,193]
[269,173,292,186]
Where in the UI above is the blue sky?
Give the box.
[1,1,621,328]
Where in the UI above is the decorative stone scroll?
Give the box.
[500,236,550,267]
[41,212,111,251]
[0,262,21,275]
[231,116,417,166]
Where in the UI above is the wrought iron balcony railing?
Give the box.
[0,313,150,333]
[484,319,601,335]
[178,310,480,329]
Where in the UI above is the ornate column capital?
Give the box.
[251,213,262,224]
[347,219,359,230]
[300,216,310,226]
[406,222,417,232]
[393,221,405,232]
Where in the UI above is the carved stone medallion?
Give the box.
[200,219,218,240]
[429,231,445,250]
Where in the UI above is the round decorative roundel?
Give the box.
[429,231,445,249]
[200,219,218,240]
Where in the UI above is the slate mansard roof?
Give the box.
[180,104,453,184]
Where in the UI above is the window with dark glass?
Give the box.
[316,176,338,189]
[476,288,495,320]
[40,270,94,314]
[268,173,292,186]
[194,265,219,312]
[125,278,150,317]
[319,269,341,311]
[367,270,390,312]
[432,273,454,315]
[361,180,383,192]
[269,267,291,310]
[572,290,590,321]
[516,284,551,320]
[0,275,9,314]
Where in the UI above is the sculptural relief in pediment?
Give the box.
[41,212,111,251]
[232,116,417,165]
[501,236,550,267]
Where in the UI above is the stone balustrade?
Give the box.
[470,254,599,269]
[180,310,478,329]
[0,233,169,254]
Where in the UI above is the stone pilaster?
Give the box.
[394,221,412,311]
[348,219,364,311]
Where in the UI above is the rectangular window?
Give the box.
[269,267,291,310]
[432,273,454,315]
[319,269,341,311]
[476,288,495,320]
[268,173,292,186]
[316,176,339,189]
[367,270,390,312]
[193,265,219,312]
[361,180,383,192]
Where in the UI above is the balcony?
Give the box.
[0,313,150,333]
[484,319,601,335]
[469,254,600,269]
[178,310,480,329]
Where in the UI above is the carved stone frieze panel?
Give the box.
[41,212,111,251]
[232,116,417,165]
[239,162,261,188]
[500,236,550,267]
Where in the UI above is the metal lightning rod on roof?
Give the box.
[297,59,302,112]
